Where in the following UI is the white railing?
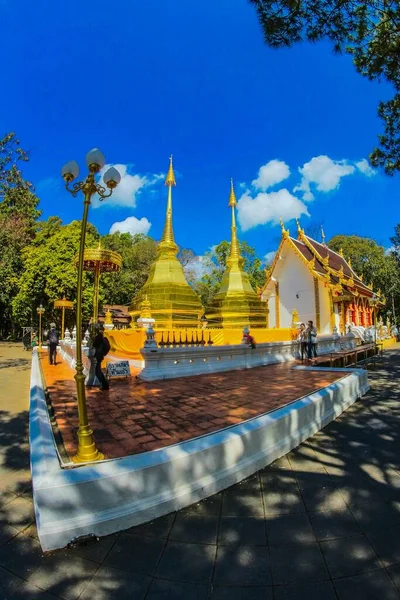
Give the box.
[139,334,357,381]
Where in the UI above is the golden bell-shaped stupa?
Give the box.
[129,156,203,328]
[206,179,268,328]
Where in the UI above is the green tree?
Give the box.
[195,240,266,307]
[0,132,41,337]
[12,220,99,330]
[100,233,157,306]
[250,1,400,174]
[328,233,400,320]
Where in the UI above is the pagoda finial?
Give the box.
[227,179,242,265]
[164,154,176,187]
[228,178,237,207]
[280,218,289,239]
[140,295,152,319]
[296,218,304,237]
[160,156,177,250]
[321,226,326,245]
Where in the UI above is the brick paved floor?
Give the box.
[39,352,345,460]
[2,342,400,598]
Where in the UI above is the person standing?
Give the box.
[306,320,318,360]
[47,323,59,365]
[298,323,307,361]
[93,326,110,391]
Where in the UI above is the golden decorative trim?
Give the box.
[314,276,320,332]
[329,290,335,332]
[74,248,122,271]
[275,281,280,328]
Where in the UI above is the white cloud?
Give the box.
[294,155,355,201]
[252,159,290,191]
[92,164,163,208]
[237,188,309,231]
[355,158,376,177]
[109,216,151,236]
[184,255,208,280]
[264,251,276,265]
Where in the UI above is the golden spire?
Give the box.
[164,155,176,187]
[348,257,352,269]
[339,248,344,257]
[160,155,177,249]
[227,179,242,266]
[228,178,237,207]
[321,226,326,245]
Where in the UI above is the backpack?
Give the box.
[48,329,58,345]
[102,337,110,357]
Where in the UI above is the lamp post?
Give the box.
[62,149,121,463]
[36,304,45,350]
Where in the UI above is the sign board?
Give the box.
[106,361,130,378]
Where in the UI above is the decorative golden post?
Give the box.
[73,241,122,325]
[61,149,121,463]
[54,296,74,340]
[36,305,45,350]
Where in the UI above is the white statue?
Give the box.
[64,328,71,342]
[72,326,77,342]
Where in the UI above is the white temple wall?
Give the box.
[277,251,315,327]
[319,281,332,334]
[263,281,277,328]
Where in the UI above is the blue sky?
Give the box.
[1,0,398,263]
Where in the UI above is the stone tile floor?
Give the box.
[1,342,400,598]
[40,352,345,459]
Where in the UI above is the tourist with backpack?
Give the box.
[93,325,111,390]
[47,323,59,365]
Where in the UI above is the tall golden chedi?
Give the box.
[206,179,268,328]
[129,156,203,328]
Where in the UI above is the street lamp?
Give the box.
[62,149,121,463]
[36,305,45,350]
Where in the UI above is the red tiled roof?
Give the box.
[304,237,373,296]
[284,235,373,299]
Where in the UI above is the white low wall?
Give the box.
[30,348,369,551]
[139,334,357,381]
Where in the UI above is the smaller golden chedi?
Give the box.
[206,179,269,328]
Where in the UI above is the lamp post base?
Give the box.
[71,426,104,463]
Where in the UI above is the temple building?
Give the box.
[129,156,203,328]
[261,221,379,334]
[206,180,269,329]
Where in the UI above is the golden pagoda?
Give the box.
[206,179,268,328]
[129,156,203,328]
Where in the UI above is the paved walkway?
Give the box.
[41,351,344,459]
[0,342,400,598]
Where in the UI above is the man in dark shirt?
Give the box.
[92,326,110,390]
[47,323,59,365]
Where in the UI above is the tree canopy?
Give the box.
[0,133,41,337]
[250,0,400,174]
